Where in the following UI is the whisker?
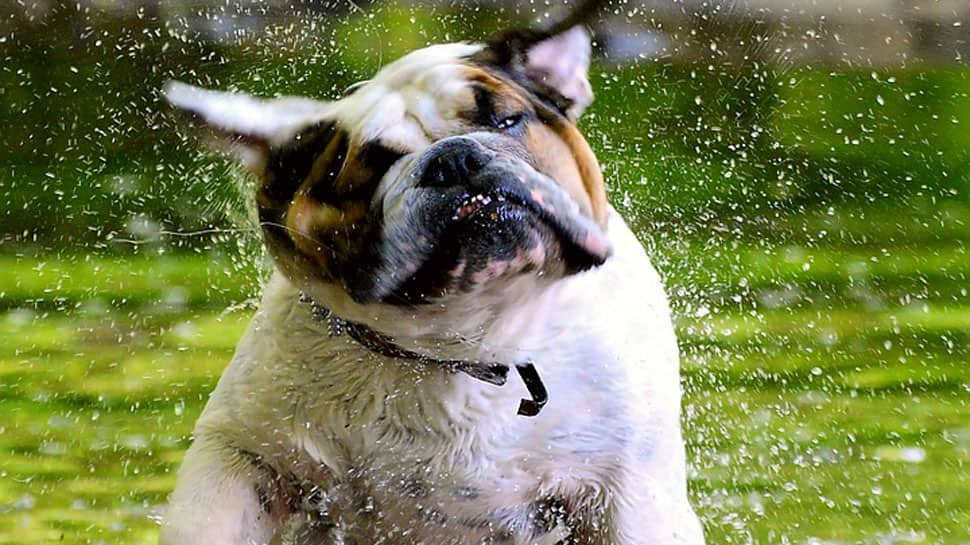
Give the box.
[258,220,338,255]
[109,227,260,245]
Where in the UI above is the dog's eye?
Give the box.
[494,113,526,131]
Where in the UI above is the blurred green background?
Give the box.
[0,1,967,544]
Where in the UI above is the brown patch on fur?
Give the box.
[286,195,367,272]
[260,125,404,278]
[460,68,531,127]
[523,122,593,218]
[248,123,378,277]
[298,129,350,201]
[460,64,608,227]
[539,115,607,226]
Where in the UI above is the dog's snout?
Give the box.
[418,137,491,189]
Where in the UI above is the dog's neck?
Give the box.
[301,272,560,346]
[298,291,549,416]
[299,291,510,385]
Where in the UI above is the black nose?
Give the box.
[417,137,492,189]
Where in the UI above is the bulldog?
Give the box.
[160,3,705,544]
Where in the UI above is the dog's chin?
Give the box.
[374,201,575,305]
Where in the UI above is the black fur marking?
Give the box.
[332,141,407,203]
[263,121,343,206]
[258,206,288,238]
[528,497,569,537]
[466,85,532,135]
[399,477,432,499]
[254,484,272,514]
[358,141,406,178]
[470,85,499,127]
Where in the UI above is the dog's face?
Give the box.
[167,26,610,305]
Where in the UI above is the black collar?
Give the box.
[299,292,548,416]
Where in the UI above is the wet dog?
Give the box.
[161,4,705,544]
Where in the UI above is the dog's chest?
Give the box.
[259,343,626,545]
[215,256,667,544]
[278,382,597,545]
[284,460,571,545]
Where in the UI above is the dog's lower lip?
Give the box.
[447,187,607,265]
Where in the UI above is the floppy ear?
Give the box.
[522,26,593,120]
[165,81,379,289]
[477,23,595,122]
[163,80,331,173]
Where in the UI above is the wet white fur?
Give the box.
[160,212,704,545]
[160,41,705,545]
[163,44,485,171]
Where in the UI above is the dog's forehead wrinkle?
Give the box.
[407,85,468,135]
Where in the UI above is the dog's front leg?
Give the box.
[159,436,286,545]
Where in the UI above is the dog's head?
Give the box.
[166,19,610,307]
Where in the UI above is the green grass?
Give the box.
[1,217,967,544]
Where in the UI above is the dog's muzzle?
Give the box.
[347,135,612,304]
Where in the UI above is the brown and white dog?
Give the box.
[160,5,705,544]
